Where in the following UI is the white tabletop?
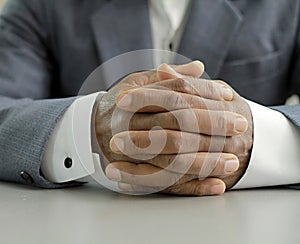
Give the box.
[0,182,299,244]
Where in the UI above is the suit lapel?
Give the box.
[91,0,152,63]
[91,0,243,79]
[178,0,244,78]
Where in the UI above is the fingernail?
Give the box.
[234,118,248,133]
[223,87,233,100]
[117,93,132,108]
[210,184,226,195]
[119,183,133,191]
[106,165,122,181]
[110,137,124,153]
[224,159,239,173]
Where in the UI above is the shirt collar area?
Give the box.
[150,0,191,31]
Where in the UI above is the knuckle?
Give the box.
[173,93,185,108]
[225,136,247,156]
[196,183,210,196]
[203,80,215,97]
[182,183,198,195]
[165,91,179,108]
[225,112,236,134]
[187,95,200,108]
[236,135,251,157]
[216,113,227,131]
[225,137,238,152]
[165,185,182,195]
[235,137,245,154]
[190,183,204,196]
[227,121,236,135]
[189,79,201,95]
[174,110,189,130]
[167,132,181,152]
[164,112,179,129]
[173,78,186,90]
[194,110,207,132]
[199,135,210,150]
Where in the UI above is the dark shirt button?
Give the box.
[20,171,34,184]
[64,157,73,169]
[169,42,173,50]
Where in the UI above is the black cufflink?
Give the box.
[64,157,73,169]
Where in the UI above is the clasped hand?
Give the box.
[96,61,253,196]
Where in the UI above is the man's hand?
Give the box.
[163,85,253,195]
[95,62,251,196]
[107,82,253,195]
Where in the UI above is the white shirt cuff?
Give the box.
[233,100,300,189]
[41,92,106,183]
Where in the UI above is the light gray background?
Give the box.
[0,183,299,244]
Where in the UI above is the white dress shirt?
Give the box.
[41,0,300,189]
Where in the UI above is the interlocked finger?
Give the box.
[110,130,249,157]
[129,109,248,136]
[146,78,233,101]
[116,88,228,113]
[106,162,195,188]
[141,152,239,176]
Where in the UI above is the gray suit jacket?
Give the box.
[1,0,300,188]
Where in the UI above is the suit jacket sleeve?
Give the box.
[269,5,300,189]
[0,0,80,188]
[271,4,300,128]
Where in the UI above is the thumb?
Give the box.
[157,61,205,80]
